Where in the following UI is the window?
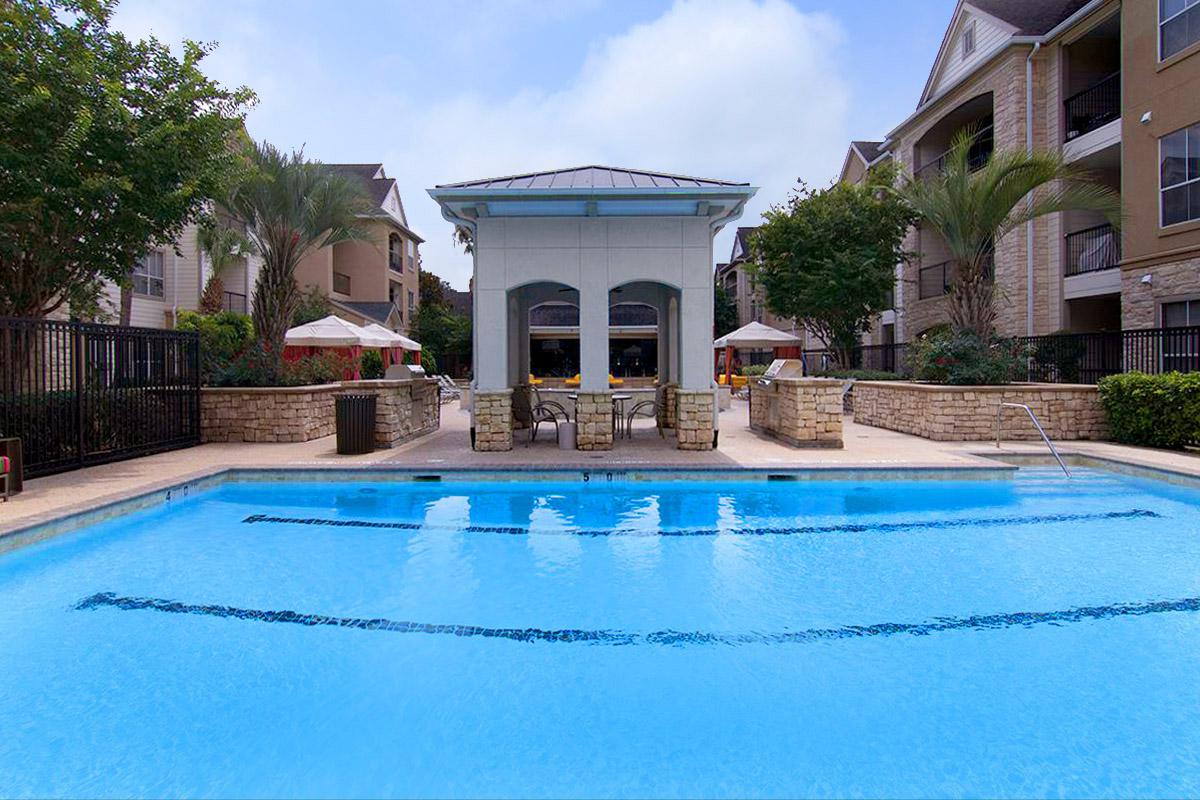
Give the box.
[1163,298,1200,327]
[333,271,351,294]
[1161,0,1200,60]
[962,20,976,57]
[407,290,415,313]
[132,252,164,298]
[406,239,415,260]
[388,234,403,272]
[1160,123,1200,226]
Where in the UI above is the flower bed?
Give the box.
[853,381,1106,441]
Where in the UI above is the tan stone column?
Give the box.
[575,390,614,451]
[675,389,715,451]
[473,389,513,451]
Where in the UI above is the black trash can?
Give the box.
[335,393,377,455]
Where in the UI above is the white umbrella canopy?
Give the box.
[285,315,375,348]
[361,322,421,352]
[713,321,803,349]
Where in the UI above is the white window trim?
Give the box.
[1159,122,1200,228]
[1160,0,1200,62]
[132,251,165,299]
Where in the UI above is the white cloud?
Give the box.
[387,0,849,288]
[112,0,851,290]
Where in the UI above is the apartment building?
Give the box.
[844,0,1200,344]
[294,164,423,335]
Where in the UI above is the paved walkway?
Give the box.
[4,399,1199,536]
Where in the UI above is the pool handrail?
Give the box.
[996,402,1071,478]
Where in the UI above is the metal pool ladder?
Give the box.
[995,402,1072,478]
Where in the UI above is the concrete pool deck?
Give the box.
[3,399,1200,538]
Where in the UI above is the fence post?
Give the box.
[73,325,85,468]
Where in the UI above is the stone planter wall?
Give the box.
[575,391,614,451]
[201,379,440,445]
[473,390,513,451]
[749,378,843,448]
[853,381,1107,441]
[201,385,340,443]
[675,389,715,451]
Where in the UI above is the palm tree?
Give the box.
[898,128,1121,338]
[197,222,254,314]
[227,142,368,376]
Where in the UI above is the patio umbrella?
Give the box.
[712,322,804,385]
[284,315,374,347]
[360,323,421,368]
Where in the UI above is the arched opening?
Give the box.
[608,280,680,387]
[913,93,993,179]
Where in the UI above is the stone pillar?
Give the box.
[675,389,714,451]
[657,383,678,430]
[575,391,614,451]
[472,389,513,451]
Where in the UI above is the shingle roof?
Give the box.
[852,141,885,163]
[324,163,422,241]
[731,226,758,264]
[970,0,1091,35]
[333,300,398,326]
[435,165,749,190]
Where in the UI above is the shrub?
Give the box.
[1098,372,1200,450]
[214,347,351,387]
[292,285,332,326]
[176,310,254,384]
[360,350,384,379]
[910,330,1028,385]
[740,364,769,377]
[812,369,903,381]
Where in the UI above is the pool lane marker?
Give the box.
[239,508,1160,538]
[74,591,1200,647]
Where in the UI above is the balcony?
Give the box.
[918,254,993,300]
[913,124,994,181]
[1064,72,1120,143]
[1065,224,1120,276]
[222,291,247,314]
[389,252,403,273]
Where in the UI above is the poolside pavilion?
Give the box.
[429,166,757,452]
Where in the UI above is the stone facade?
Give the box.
[201,385,340,443]
[1121,254,1200,329]
[675,389,715,451]
[473,390,513,452]
[749,378,843,448]
[853,381,1107,441]
[657,383,678,430]
[575,391,614,451]
[201,380,440,445]
[358,379,440,448]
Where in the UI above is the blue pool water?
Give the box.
[2,469,1200,798]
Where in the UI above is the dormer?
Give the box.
[920,3,1017,105]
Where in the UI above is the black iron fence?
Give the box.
[222,291,247,313]
[1064,71,1120,142]
[0,317,200,478]
[1065,224,1120,276]
[802,326,1200,384]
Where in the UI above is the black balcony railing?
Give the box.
[0,317,200,477]
[1065,223,1120,276]
[919,261,955,299]
[1064,72,1120,142]
[914,124,994,180]
[222,291,247,314]
[802,326,1200,384]
[389,252,403,272]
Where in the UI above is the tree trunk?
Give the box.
[119,267,133,327]
[948,259,996,339]
[251,254,301,383]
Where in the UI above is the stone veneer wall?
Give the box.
[575,391,614,451]
[1121,254,1200,329]
[675,389,715,451]
[749,378,843,448]
[657,383,678,430]
[201,385,340,443]
[853,382,1107,441]
[473,390,513,451]
[201,380,441,445]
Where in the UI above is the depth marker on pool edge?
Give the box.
[74,591,1200,647]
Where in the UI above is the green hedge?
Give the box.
[812,369,904,381]
[1097,372,1200,450]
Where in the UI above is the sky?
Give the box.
[112,0,957,290]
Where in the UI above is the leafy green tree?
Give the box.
[714,284,738,338]
[419,269,452,308]
[0,0,254,318]
[753,164,916,366]
[412,302,471,377]
[898,128,1121,338]
[196,221,254,314]
[291,284,332,327]
[227,142,368,379]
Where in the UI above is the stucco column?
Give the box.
[678,286,712,390]
[518,297,531,382]
[579,272,609,393]
[656,297,670,384]
[507,292,521,387]
[667,295,680,386]
[474,288,509,391]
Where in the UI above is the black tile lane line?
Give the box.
[239,509,1161,538]
[74,591,1200,647]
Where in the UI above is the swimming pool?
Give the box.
[2,468,1199,798]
